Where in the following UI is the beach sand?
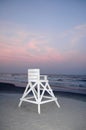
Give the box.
[0,92,86,130]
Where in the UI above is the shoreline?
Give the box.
[0,81,86,95]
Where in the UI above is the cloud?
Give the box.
[0,22,54,64]
[70,24,86,45]
[50,24,86,66]
[0,22,86,73]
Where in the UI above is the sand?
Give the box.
[0,92,86,130]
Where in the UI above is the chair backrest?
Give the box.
[28,69,40,82]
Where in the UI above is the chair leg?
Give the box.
[18,99,22,107]
[55,98,60,108]
[38,103,41,114]
[18,83,30,107]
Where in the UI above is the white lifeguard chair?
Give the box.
[18,69,60,114]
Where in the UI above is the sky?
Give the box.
[0,0,86,74]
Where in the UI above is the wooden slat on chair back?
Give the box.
[28,69,40,82]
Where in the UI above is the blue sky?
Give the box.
[0,0,86,74]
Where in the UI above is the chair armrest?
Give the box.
[40,75,47,80]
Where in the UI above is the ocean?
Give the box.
[0,73,86,94]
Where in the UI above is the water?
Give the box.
[0,73,86,90]
[48,74,86,88]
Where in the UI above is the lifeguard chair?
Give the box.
[18,69,60,114]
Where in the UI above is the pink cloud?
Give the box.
[0,22,86,72]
